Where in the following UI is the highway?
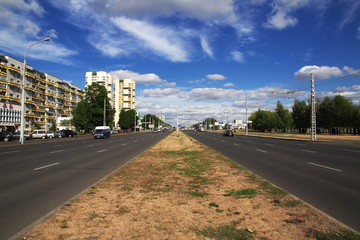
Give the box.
[185,131,360,232]
[0,132,170,240]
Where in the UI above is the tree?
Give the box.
[291,99,310,133]
[249,109,277,132]
[72,83,114,132]
[274,101,293,132]
[118,109,137,129]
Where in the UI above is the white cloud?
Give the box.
[207,74,226,81]
[143,88,182,98]
[343,66,360,75]
[224,83,235,87]
[188,88,240,100]
[111,16,189,62]
[109,70,175,86]
[231,51,245,63]
[294,65,344,80]
[200,36,214,59]
[264,10,298,30]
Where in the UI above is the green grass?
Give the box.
[197,225,254,240]
[312,230,360,240]
[224,188,258,199]
[186,191,209,197]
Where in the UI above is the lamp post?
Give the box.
[20,38,51,144]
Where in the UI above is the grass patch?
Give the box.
[224,188,258,199]
[312,230,360,240]
[197,225,254,240]
[186,191,209,198]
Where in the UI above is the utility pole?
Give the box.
[103,98,106,126]
[310,73,317,141]
[245,92,248,136]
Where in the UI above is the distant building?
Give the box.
[114,78,136,128]
[85,71,113,102]
[0,54,84,132]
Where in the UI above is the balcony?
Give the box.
[24,113,35,118]
[33,108,46,113]
[33,95,45,101]
[0,71,6,76]
[25,99,35,105]
[7,81,20,87]
[7,65,21,73]
[25,72,36,79]
[0,86,6,92]
[0,96,20,102]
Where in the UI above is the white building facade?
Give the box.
[114,78,136,128]
[0,54,84,132]
[85,71,113,102]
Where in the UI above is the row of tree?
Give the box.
[249,95,360,134]
[71,83,172,132]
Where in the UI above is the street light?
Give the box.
[20,38,51,144]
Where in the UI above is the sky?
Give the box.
[1,0,360,127]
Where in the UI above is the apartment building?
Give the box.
[0,54,84,132]
[85,71,112,101]
[114,78,136,127]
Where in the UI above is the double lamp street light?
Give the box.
[20,38,51,144]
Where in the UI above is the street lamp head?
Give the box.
[43,38,51,42]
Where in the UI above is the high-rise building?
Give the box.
[0,54,84,132]
[85,71,112,101]
[114,78,136,128]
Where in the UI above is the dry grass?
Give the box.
[24,131,358,240]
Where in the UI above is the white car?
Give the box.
[31,130,48,139]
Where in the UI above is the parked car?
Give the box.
[11,132,33,141]
[47,131,56,138]
[111,129,118,134]
[93,126,111,139]
[118,129,124,133]
[60,129,77,137]
[0,131,13,141]
[31,130,48,139]
[223,130,234,137]
[54,131,65,138]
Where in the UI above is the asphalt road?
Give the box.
[0,132,170,240]
[185,131,360,232]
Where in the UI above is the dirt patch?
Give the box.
[24,131,358,240]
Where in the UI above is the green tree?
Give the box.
[291,99,310,133]
[274,101,293,132]
[72,83,114,132]
[118,109,137,129]
[249,109,277,132]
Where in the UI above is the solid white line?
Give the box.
[87,144,95,147]
[121,143,127,146]
[256,149,268,153]
[307,162,342,172]
[0,150,19,155]
[33,162,60,171]
[233,143,239,146]
[49,150,64,154]
[301,149,316,153]
[344,149,360,153]
[98,149,107,153]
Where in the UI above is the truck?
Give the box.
[93,126,111,139]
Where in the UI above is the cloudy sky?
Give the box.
[1,0,360,126]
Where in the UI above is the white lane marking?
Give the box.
[0,150,19,155]
[98,149,107,153]
[88,144,95,147]
[49,150,64,154]
[256,149,268,153]
[121,143,127,146]
[266,144,275,146]
[234,143,239,146]
[307,162,342,172]
[33,162,60,171]
[301,149,316,153]
[134,140,138,143]
[344,149,360,153]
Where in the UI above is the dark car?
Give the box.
[54,131,66,138]
[60,130,77,137]
[223,130,234,137]
[0,131,13,141]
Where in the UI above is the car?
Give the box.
[0,131,13,141]
[118,129,124,133]
[93,126,111,139]
[111,129,118,134]
[47,131,56,138]
[11,132,33,141]
[60,129,77,137]
[223,130,234,137]
[54,131,65,138]
[31,130,48,139]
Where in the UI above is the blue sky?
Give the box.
[1,0,360,126]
